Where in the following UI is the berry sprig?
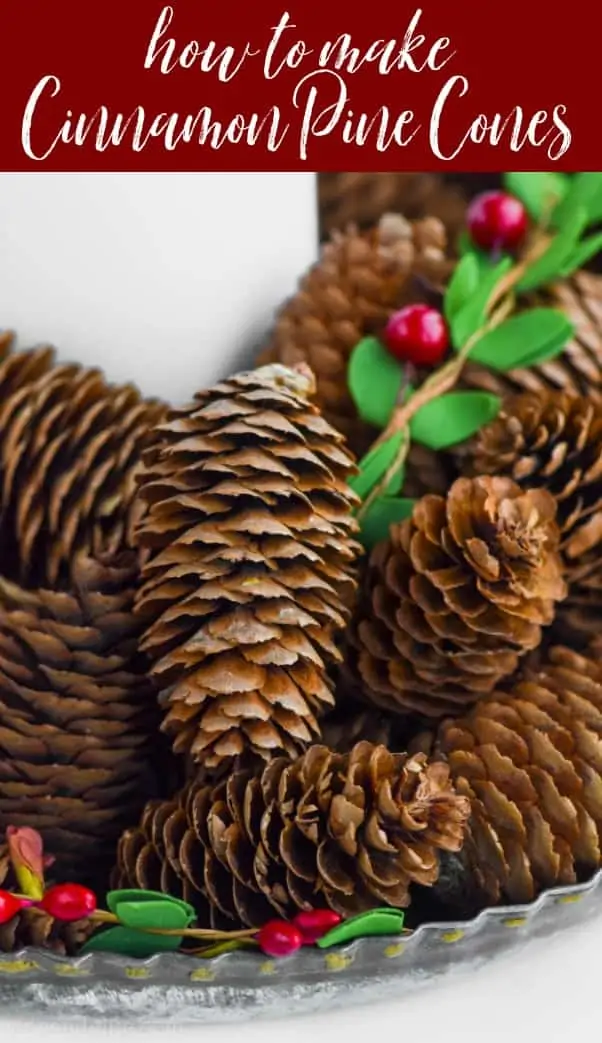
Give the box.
[348,172,602,549]
[0,827,408,959]
[0,881,407,959]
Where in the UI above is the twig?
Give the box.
[87,909,258,940]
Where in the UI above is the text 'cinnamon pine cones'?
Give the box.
[0,552,162,887]
[436,646,602,913]
[256,213,454,456]
[0,843,94,954]
[114,742,470,928]
[134,364,360,774]
[0,333,167,588]
[459,390,602,643]
[344,476,567,720]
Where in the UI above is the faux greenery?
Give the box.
[347,172,602,550]
[316,908,405,948]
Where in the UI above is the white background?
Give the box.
[0,172,318,400]
[1,172,601,1037]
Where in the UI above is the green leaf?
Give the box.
[469,309,574,371]
[517,206,588,292]
[503,172,570,221]
[114,900,193,932]
[359,496,416,552]
[444,253,480,323]
[559,233,602,277]
[316,908,405,948]
[106,889,195,920]
[450,256,513,349]
[409,391,501,450]
[554,173,602,228]
[80,925,182,959]
[349,431,405,501]
[347,336,404,429]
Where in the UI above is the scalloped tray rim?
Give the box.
[0,867,600,987]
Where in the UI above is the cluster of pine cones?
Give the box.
[4,172,602,955]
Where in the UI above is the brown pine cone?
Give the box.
[462,271,602,405]
[403,441,458,500]
[317,173,468,244]
[0,843,94,954]
[320,702,406,753]
[344,476,566,720]
[459,390,602,643]
[436,645,602,913]
[134,364,361,774]
[0,340,167,588]
[0,552,163,887]
[256,213,454,456]
[114,742,470,927]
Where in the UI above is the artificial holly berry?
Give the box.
[467,190,528,253]
[39,883,97,922]
[384,304,449,368]
[293,909,342,944]
[0,890,23,925]
[256,919,303,957]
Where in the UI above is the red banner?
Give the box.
[0,0,598,171]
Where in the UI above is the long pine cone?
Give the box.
[344,476,566,720]
[0,552,162,886]
[436,646,602,913]
[114,742,470,928]
[0,337,166,587]
[459,390,602,643]
[134,364,360,773]
[256,213,454,456]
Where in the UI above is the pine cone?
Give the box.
[0,843,94,954]
[0,340,167,587]
[403,441,458,500]
[459,390,602,644]
[436,645,602,913]
[256,213,454,456]
[317,173,468,244]
[134,364,361,774]
[0,552,162,887]
[462,272,602,404]
[344,476,566,720]
[114,742,470,927]
[320,703,406,753]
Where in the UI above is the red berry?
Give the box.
[40,883,97,922]
[257,919,303,957]
[467,191,528,253]
[293,909,342,944]
[384,304,449,367]
[0,890,23,925]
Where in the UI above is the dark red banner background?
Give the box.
[0,0,597,171]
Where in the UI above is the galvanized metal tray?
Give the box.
[0,871,600,1025]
